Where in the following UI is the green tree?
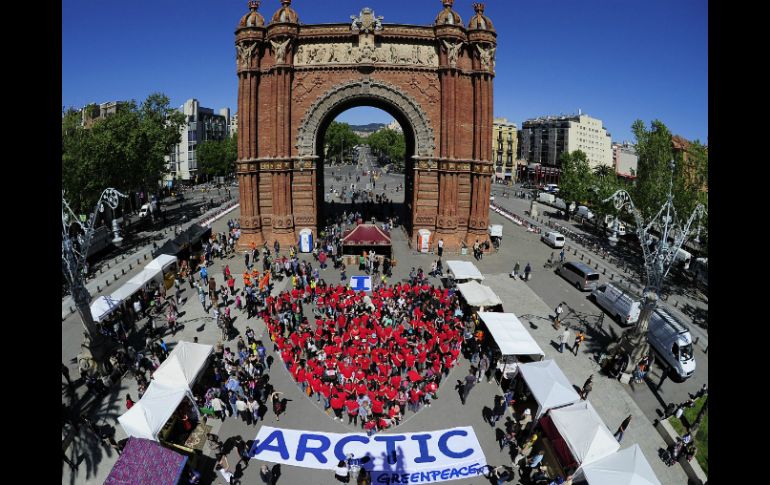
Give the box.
[61,93,184,214]
[324,122,360,164]
[197,137,236,178]
[588,164,622,233]
[557,150,593,220]
[365,128,406,171]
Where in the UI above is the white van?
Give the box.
[648,308,696,381]
[575,205,595,221]
[541,231,565,248]
[591,283,641,325]
[673,248,692,269]
[138,203,152,218]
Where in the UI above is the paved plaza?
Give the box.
[62,177,700,484]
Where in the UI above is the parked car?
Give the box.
[541,231,566,248]
[591,283,641,325]
[575,205,595,220]
[648,308,696,381]
[556,261,600,291]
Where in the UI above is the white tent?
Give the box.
[573,444,661,485]
[457,281,503,308]
[478,312,545,360]
[518,360,581,419]
[118,379,195,441]
[146,254,178,272]
[90,295,122,322]
[152,341,213,387]
[549,401,620,466]
[446,260,485,281]
[110,267,163,302]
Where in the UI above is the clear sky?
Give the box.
[62,0,708,144]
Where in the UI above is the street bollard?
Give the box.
[587,258,591,265]
[573,249,577,255]
[137,258,141,264]
[610,273,614,280]
[144,254,148,260]
[129,263,133,270]
[122,268,126,275]
[114,274,118,281]
[693,336,699,345]
[100,267,104,274]
[105,279,110,286]
[674,300,678,308]
[602,268,606,274]
[595,263,599,269]
[96,285,101,292]
[70,306,75,313]
[580,254,584,260]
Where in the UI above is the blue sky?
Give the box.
[62,0,708,144]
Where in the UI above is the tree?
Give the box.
[324,122,360,164]
[365,128,406,171]
[197,137,236,178]
[557,150,593,220]
[61,93,185,214]
[588,164,622,233]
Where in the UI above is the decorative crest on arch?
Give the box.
[295,80,435,159]
[350,8,383,34]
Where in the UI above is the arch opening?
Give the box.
[313,100,415,232]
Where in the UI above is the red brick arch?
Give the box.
[235,4,496,250]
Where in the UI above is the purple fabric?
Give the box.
[105,437,188,485]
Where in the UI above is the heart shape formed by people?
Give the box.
[264,281,465,431]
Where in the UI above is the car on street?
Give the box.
[648,308,696,381]
[590,283,641,325]
[556,261,600,291]
[541,231,565,248]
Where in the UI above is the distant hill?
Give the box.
[349,123,386,133]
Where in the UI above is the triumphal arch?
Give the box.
[235,0,496,250]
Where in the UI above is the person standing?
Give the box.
[573,331,586,356]
[524,263,532,281]
[259,464,273,484]
[614,415,632,442]
[200,265,208,287]
[559,248,565,263]
[553,303,564,329]
[512,261,520,279]
[477,354,490,383]
[581,374,593,400]
[334,460,350,483]
[558,328,570,354]
[437,238,444,257]
[271,391,286,422]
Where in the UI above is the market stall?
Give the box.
[541,401,619,470]
[517,360,581,419]
[118,379,198,441]
[445,260,485,283]
[90,295,122,323]
[152,341,214,387]
[104,437,188,485]
[341,224,392,265]
[146,254,179,290]
[477,312,545,361]
[456,282,503,311]
[572,444,661,485]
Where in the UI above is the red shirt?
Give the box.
[345,400,359,415]
[331,396,345,410]
[371,399,384,414]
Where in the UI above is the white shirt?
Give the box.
[218,468,234,482]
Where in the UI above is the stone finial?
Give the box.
[443,0,455,7]
[282,0,291,5]
[473,3,485,14]
[249,0,260,10]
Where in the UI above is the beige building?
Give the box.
[519,113,612,169]
[493,117,517,181]
[612,142,638,179]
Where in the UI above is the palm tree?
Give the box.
[593,165,614,179]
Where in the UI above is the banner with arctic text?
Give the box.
[250,426,487,484]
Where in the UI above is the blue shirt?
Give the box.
[200,267,207,278]
[529,454,544,468]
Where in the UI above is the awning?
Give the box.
[573,444,661,485]
[90,295,122,323]
[110,267,163,302]
[104,437,188,485]
[489,225,503,237]
[549,401,619,466]
[118,379,194,441]
[152,341,213,387]
[518,360,581,419]
[342,224,392,246]
[146,254,178,272]
[477,312,545,359]
[446,260,484,281]
[457,281,503,308]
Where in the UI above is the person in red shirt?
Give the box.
[330,394,345,421]
[345,398,359,426]
[126,394,134,410]
[363,417,377,436]
[371,398,384,417]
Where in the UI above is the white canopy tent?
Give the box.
[573,444,661,485]
[110,267,163,302]
[478,312,545,360]
[549,401,620,466]
[146,254,178,272]
[118,379,196,441]
[518,360,581,419]
[489,224,503,237]
[446,260,485,281]
[90,295,122,323]
[457,281,503,308]
[152,341,213,387]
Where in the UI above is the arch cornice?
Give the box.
[295,79,436,159]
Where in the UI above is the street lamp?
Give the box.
[62,188,127,368]
[602,160,705,375]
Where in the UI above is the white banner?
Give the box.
[249,426,487,484]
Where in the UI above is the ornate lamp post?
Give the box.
[62,188,127,367]
[603,161,705,373]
